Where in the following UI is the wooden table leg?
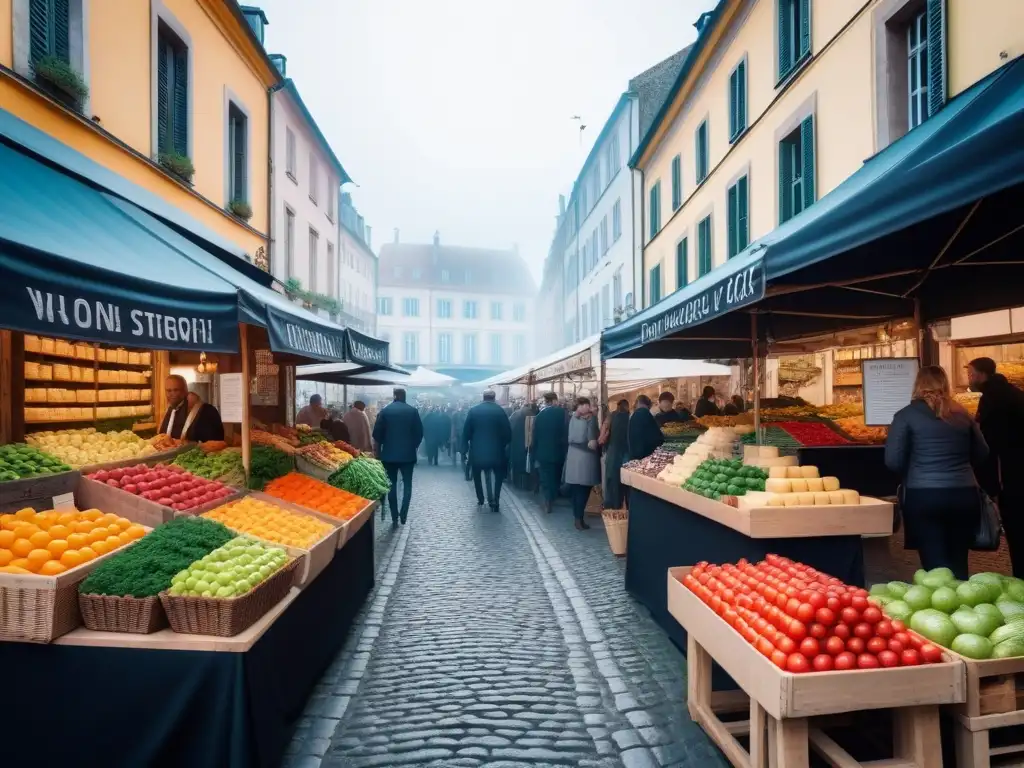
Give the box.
[770,717,808,768]
[749,699,768,768]
[688,634,712,721]
[894,706,942,768]
[954,720,990,768]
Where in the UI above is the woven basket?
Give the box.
[601,510,629,557]
[78,593,167,634]
[159,557,298,637]
[0,578,81,643]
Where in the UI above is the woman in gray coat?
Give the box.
[565,396,600,530]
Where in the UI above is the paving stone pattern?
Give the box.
[283,467,725,768]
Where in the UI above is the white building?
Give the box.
[338,192,377,335]
[376,233,536,382]
[268,56,350,315]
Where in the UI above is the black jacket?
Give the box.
[372,400,424,464]
[694,398,721,418]
[530,405,568,465]
[976,374,1024,495]
[654,409,681,426]
[462,401,512,469]
[509,409,528,469]
[884,399,988,489]
[159,402,224,443]
[628,407,664,460]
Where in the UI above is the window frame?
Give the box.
[463,300,478,320]
[308,154,318,205]
[612,198,622,242]
[490,301,503,321]
[438,332,453,364]
[403,332,418,364]
[308,227,319,293]
[776,0,812,85]
[648,180,661,242]
[285,127,297,182]
[436,298,452,319]
[513,302,526,322]
[16,0,89,110]
[225,96,250,206]
[402,297,420,317]
[284,205,296,280]
[377,297,393,316]
[150,11,192,161]
[671,154,682,211]
[727,174,750,258]
[490,333,502,364]
[463,333,477,364]
[675,236,689,290]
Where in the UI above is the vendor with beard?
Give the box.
[159,375,225,443]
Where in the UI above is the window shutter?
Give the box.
[799,0,811,59]
[738,61,747,133]
[233,116,246,201]
[779,141,792,224]
[738,176,749,252]
[926,0,947,117]
[671,155,681,210]
[29,0,49,66]
[777,0,790,78]
[157,43,170,155]
[172,47,189,157]
[727,184,737,257]
[729,70,738,138]
[677,239,688,289]
[801,115,816,209]
[53,0,70,60]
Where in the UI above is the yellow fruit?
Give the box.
[9,558,30,570]
[0,518,17,531]
[26,549,52,572]
[86,529,106,545]
[67,532,88,549]
[10,539,33,558]
[0,530,14,549]
[126,525,146,540]
[78,546,97,561]
[82,510,102,522]
[99,513,118,526]
[60,550,84,568]
[104,535,122,550]
[57,513,77,526]
[12,524,39,541]
[35,517,53,531]
[14,509,35,521]
[116,518,132,531]
[0,550,12,566]
[74,520,93,534]
[28,531,51,549]
[107,523,122,536]
[47,539,69,558]
[48,524,70,540]
[90,540,109,556]
[38,561,67,575]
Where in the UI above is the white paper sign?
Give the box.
[219,373,245,424]
[52,492,76,511]
[862,358,919,426]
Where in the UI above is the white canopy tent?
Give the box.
[468,335,601,388]
[605,359,732,397]
[297,363,455,388]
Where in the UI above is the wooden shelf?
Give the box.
[25,416,99,424]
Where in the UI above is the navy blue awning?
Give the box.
[603,56,1024,360]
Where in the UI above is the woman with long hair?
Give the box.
[885,365,989,579]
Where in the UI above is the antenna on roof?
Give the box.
[571,115,586,146]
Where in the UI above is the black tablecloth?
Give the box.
[0,517,375,768]
[797,445,897,498]
[625,487,865,686]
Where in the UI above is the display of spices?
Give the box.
[622,447,677,477]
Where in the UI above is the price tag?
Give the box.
[52,492,76,511]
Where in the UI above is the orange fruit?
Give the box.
[0,550,11,566]
[0,530,15,549]
[86,529,106,545]
[14,509,36,521]
[82,509,102,522]
[47,539,69,558]
[99,513,118,526]
[38,561,67,575]
[60,550,84,568]
[35,517,53,531]
[26,549,52,572]
[28,531,51,549]
[12,524,38,540]
[117,531,134,545]
[126,525,146,540]
[67,533,88,549]
[57,512,77,526]
[0,518,17,531]
[9,558,30,570]
[10,539,33,558]
[89,541,109,556]
[73,521,93,534]
[78,546,97,561]
[48,524,70,540]
[107,523,122,536]
[104,535,122,550]
[117,518,132,531]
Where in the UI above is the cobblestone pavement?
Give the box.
[283,465,726,768]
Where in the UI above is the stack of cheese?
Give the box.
[742,444,798,469]
[657,427,739,485]
[764,465,861,506]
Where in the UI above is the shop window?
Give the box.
[779,115,815,224]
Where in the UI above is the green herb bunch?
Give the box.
[247,445,295,490]
[327,455,390,500]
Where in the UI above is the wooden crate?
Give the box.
[77,443,194,476]
[668,566,965,767]
[622,470,894,538]
[0,470,80,514]
[950,654,1024,768]
[76,475,243,528]
[242,492,342,585]
[341,500,376,546]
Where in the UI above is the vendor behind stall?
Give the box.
[654,392,682,426]
[159,375,225,443]
[694,385,722,418]
[297,394,329,429]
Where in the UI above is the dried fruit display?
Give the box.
[622,448,678,478]
[832,416,888,443]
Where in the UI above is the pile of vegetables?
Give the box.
[683,458,767,500]
[739,426,802,449]
[79,516,234,598]
[247,444,295,490]
[328,455,390,500]
[174,447,246,487]
[298,431,329,446]
[250,429,298,455]
[333,440,361,457]
[263,472,369,520]
[0,443,72,481]
[297,442,353,472]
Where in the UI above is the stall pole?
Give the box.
[343,384,349,409]
[751,313,761,442]
[599,360,608,424]
[240,324,251,476]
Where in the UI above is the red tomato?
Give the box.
[857,653,880,669]
[834,652,856,670]
[799,637,820,657]
[891,619,906,632]
[776,636,797,654]
[846,637,866,655]
[812,654,834,672]
[861,606,882,624]
[877,650,900,668]
[756,637,775,658]
[839,592,853,607]
[920,644,943,664]
[826,596,842,613]
[832,623,851,640]
[825,636,845,656]
[893,631,912,647]
[776,592,790,610]
[851,595,869,611]
[853,622,874,640]
[866,637,888,654]
[786,653,810,674]
[723,609,739,627]
[742,626,758,644]
[796,603,815,623]
[815,607,836,626]
[908,633,926,650]
[806,592,826,610]
[787,620,807,642]
[752,617,769,634]
[840,607,861,625]
[771,649,788,669]
[753,597,767,613]
[809,622,827,640]
[887,639,905,655]
[785,598,802,617]
[784,585,800,599]
[764,586,778,603]
[874,620,894,638]
[853,588,870,598]
[766,554,782,566]
[722,589,736,604]
[901,649,921,666]
[710,595,723,614]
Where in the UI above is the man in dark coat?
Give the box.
[423,408,442,465]
[628,394,664,460]
[160,376,224,443]
[654,392,682,427]
[372,388,424,526]
[436,408,453,460]
[530,392,568,513]
[969,357,1024,577]
[462,391,512,511]
[694,385,721,418]
[451,407,468,469]
[509,406,529,488]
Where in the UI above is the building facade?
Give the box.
[636,0,1023,306]
[268,55,349,315]
[0,0,280,262]
[376,234,535,382]
[338,192,377,335]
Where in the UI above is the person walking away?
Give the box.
[452,407,467,469]
[437,408,453,461]
[628,394,664,461]
[372,388,424,526]
[968,357,1024,577]
[603,400,631,510]
[462,391,512,511]
[694,386,721,418]
[509,405,528,489]
[531,392,568,513]
[423,408,440,466]
[297,394,329,429]
[654,392,682,427]
[343,401,373,453]
[566,397,600,531]
[884,365,988,580]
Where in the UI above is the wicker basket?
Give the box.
[159,557,298,637]
[0,578,82,643]
[602,509,629,557]
[78,593,167,634]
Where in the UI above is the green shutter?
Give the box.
[738,61,746,133]
[801,115,815,209]
[799,0,811,59]
[157,42,170,155]
[172,47,189,157]
[927,0,946,117]
[777,0,790,79]
[727,184,737,257]
[53,0,69,60]
[729,69,738,139]
[232,113,246,201]
[650,265,661,304]
[29,0,49,66]
[676,238,688,289]
[738,176,749,252]
[779,140,792,223]
[671,155,681,210]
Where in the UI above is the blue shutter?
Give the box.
[777,0,790,79]
[729,69,738,139]
[671,155,681,210]
[779,140,792,223]
[727,184,737,257]
[53,0,69,60]
[157,41,170,155]
[738,176,749,252]
[799,0,811,59]
[737,61,747,134]
[801,115,815,209]
[926,0,946,117]
[29,0,49,66]
[676,239,688,289]
[172,47,189,157]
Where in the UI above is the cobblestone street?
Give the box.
[283,465,726,768]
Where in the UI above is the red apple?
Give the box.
[123,484,138,495]
[157,497,173,506]
[94,470,110,482]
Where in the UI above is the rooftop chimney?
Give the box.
[694,10,714,34]
[393,228,400,243]
[239,6,268,46]
[268,53,287,76]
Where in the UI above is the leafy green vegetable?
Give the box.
[0,443,72,481]
[79,517,234,598]
[328,456,390,499]
[174,447,243,480]
[298,431,329,446]
[246,445,294,490]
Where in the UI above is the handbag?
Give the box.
[972,490,1002,551]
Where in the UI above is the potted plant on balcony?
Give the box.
[227,199,253,222]
[158,153,195,185]
[33,55,88,112]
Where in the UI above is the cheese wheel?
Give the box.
[767,495,785,507]
[797,492,815,505]
[813,492,832,506]
[841,489,861,505]
[822,476,841,492]
[758,446,779,458]
[743,445,761,460]
[769,466,789,478]
[789,479,809,493]
[806,478,824,492]
[783,493,801,507]
[800,465,820,479]
[786,466,804,479]
[828,491,846,504]
[766,478,791,493]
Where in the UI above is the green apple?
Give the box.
[215,585,235,598]
[201,589,214,597]
[185,577,198,590]
[194,580,211,593]
[931,586,960,614]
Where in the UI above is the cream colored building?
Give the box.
[635,0,1024,307]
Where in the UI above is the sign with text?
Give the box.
[862,357,919,426]
[218,372,245,424]
[264,306,347,363]
[533,348,593,383]
[346,328,390,368]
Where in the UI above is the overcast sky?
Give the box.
[258,0,714,285]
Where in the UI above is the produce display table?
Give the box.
[622,470,880,655]
[950,654,1024,767]
[0,513,376,768]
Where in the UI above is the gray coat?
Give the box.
[564,414,600,486]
